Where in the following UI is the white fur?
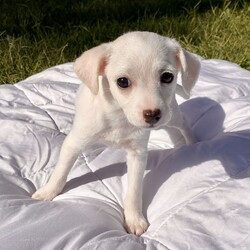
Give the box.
[32,31,200,236]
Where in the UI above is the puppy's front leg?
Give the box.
[124,149,149,236]
[32,131,87,201]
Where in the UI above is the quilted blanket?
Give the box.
[0,58,250,250]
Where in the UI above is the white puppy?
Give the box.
[32,31,200,236]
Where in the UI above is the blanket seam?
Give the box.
[142,235,171,250]
[152,177,230,237]
[15,84,70,132]
[152,164,250,237]
[82,235,145,249]
[82,153,123,209]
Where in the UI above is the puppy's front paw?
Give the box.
[32,184,62,201]
[124,210,149,236]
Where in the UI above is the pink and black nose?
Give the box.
[143,109,161,125]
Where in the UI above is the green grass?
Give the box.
[0,0,249,84]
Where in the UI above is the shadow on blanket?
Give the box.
[63,97,249,217]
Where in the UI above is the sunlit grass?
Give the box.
[0,0,249,84]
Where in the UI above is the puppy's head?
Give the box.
[75,31,200,129]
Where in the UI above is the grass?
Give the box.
[0,0,249,84]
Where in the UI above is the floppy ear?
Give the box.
[176,49,200,98]
[74,43,110,95]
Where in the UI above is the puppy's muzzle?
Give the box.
[143,109,161,125]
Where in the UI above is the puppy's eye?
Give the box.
[160,72,174,84]
[117,77,131,88]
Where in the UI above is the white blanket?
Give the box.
[0,58,250,249]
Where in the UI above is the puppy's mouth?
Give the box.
[128,121,159,130]
[137,121,163,130]
[147,123,162,129]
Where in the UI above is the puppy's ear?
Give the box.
[74,43,110,95]
[176,49,200,98]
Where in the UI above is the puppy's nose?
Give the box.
[143,109,161,125]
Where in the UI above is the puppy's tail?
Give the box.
[175,84,190,99]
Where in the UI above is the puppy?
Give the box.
[32,31,200,236]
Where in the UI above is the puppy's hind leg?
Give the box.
[32,131,88,201]
[168,98,196,145]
